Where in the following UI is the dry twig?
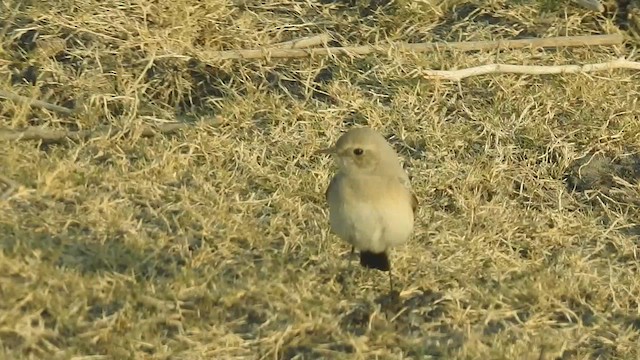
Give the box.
[0,122,192,143]
[417,58,640,81]
[0,89,75,115]
[206,34,623,60]
[272,34,332,49]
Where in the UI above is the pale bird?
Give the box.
[318,127,418,290]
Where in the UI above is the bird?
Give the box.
[317,127,418,291]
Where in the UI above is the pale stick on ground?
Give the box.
[0,122,194,143]
[206,34,623,60]
[415,58,640,81]
[318,127,418,292]
[0,89,75,115]
[271,34,332,49]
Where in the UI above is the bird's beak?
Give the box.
[315,146,335,155]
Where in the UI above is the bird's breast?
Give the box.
[327,174,414,252]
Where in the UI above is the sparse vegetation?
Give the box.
[1,0,639,359]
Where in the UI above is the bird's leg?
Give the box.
[343,245,356,260]
[388,270,394,292]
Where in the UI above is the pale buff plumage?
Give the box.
[318,127,418,290]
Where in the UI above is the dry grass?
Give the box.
[1,0,640,359]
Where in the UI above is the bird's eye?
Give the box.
[353,148,364,156]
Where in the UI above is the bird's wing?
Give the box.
[411,192,418,215]
[325,174,340,203]
[397,175,418,214]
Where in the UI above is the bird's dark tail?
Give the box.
[359,251,390,271]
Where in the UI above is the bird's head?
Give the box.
[317,127,399,175]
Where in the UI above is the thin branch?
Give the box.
[0,89,75,115]
[206,34,624,60]
[272,34,332,49]
[417,58,640,81]
[0,122,192,143]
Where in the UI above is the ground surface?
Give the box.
[1,0,640,359]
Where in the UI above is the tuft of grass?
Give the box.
[1,0,639,358]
